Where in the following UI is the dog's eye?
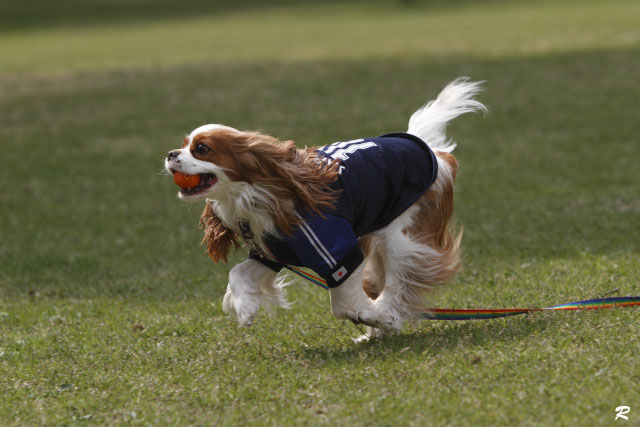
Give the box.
[194,143,210,155]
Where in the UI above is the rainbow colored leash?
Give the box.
[419,296,640,320]
[283,265,640,320]
[285,265,331,290]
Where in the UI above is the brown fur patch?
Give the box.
[406,151,461,287]
[191,131,244,181]
[360,236,386,300]
[199,202,240,263]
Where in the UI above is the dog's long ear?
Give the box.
[235,132,341,234]
[199,202,240,263]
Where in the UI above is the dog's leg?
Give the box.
[328,264,379,326]
[369,153,461,329]
[329,264,403,336]
[361,235,386,300]
[341,199,457,335]
[366,206,425,332]
[352,236,397,341]
[223,259,285,326]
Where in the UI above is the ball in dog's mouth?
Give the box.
[171,170,217,195]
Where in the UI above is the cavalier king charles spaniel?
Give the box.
[165,78,486,340]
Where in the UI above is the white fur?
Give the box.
[169,79,486,338]
[189,124,240,141]
[207,182,283,251]
[408,77,487,153]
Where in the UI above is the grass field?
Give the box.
[1,0,639,424]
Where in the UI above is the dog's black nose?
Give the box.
[167,150,180,159]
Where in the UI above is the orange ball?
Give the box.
[173,171,200,189]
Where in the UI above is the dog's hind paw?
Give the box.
[352,333,372,343]
[347,308,402,332]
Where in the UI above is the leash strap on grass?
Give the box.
[420,297,640,320]
[282,264,640,320]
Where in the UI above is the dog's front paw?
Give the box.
[222,286,257,327]
[353,326,390,343]
[222,286,236,317]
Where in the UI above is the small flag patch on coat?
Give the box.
[332,266,348,281]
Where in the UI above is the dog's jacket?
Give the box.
[246,132,438,287]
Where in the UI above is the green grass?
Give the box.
[1,0,639,424]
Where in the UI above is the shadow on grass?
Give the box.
[0,0,528,32]
[301,313,554,362]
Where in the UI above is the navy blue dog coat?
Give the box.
[246,132,438,287]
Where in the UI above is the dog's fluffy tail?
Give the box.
[407,77,487,153]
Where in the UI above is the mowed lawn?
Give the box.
[1,0,639,424]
